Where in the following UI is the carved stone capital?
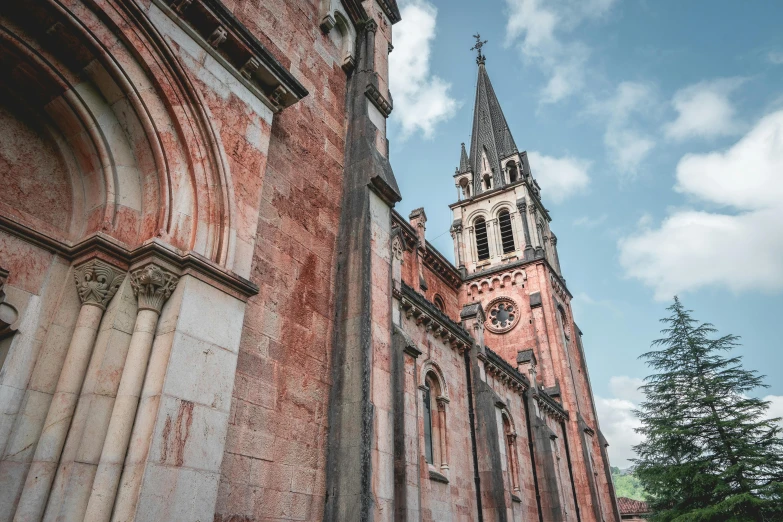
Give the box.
[130,265,179,314]
[74,259,126,310]
[363,19,378,34]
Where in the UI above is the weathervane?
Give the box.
[471,33,487,64]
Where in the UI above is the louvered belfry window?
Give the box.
[475,218,490,261]
[499,210,515,254]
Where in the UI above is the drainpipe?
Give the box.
[523,391,544,522]
[463,349,483,522]
[561,420,582,522]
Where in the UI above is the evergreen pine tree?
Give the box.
[633,297,783,521]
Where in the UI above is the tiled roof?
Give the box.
[617,497,649,515]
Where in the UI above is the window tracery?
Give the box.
[485,297,520,333]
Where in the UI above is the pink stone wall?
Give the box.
[213,1,349,520]
[399,314,478,522]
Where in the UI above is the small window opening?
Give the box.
[499,210,515,254]
[483,174,492,190]
[423,382,433,463]
[423,372,445,469]
[502,414,520,493]
[475,218,490,261]
[433,295,445,313]
[508,163,519,183]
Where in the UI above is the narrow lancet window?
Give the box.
[423,383,433,463]
[475,218,490,261]
[499,210,515,254]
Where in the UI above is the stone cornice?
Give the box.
[399,283,473,352]
[342,0,401,24]
[0,216,258,300]
[365,83,393,117]
[154,0,308,112]
[482,347,530,393]
[449,180,551,222]
[534,389,569,422]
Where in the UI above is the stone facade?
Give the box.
[0,0,618,520]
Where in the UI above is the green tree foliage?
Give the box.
[611,466,647,501]
[633,297,783,521]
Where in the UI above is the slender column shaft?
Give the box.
[84,310,158,522]
[14,260,124,522]
[85,265,177,522]
[437,402,448,471]
[516,199,532,248]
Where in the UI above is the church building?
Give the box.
[0,0,619,520]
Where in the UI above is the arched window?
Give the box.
[423,371,448,473]
[433,294,445,313]
[474,218,490,261]
[498,210,515,254]
[483,174,492,190]
[507,162,519,183]
[502,413,521,494]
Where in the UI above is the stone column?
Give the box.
[85,263,178,522]
[437,398,449,474]
[516,198,535,261]
[531,207,544,259]
[450,220,464,268]
[486,219,498,260]
[466,226,475,267]
[14,259,124,522]
[508,433,521,493]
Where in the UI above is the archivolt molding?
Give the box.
[489,200,516,217]
[0,0,270,273]
[419,360,449,401]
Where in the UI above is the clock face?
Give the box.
[485,297,520,334]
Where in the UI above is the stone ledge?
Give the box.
[0,216,259,300]
[428,469,449,484]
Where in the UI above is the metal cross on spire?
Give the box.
[471,33,487,64]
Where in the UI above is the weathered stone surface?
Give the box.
[0,0,618,520]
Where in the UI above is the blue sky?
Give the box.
[387,0,783,466]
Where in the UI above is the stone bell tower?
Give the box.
[450,44,560,279]
[450,38,621,522]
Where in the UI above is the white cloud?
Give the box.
[528,151,590,203]
[590,82,657,175]
[609,376,645,403]
[573,214,607,227]
[768,51,783,65]
[503,0,618,104]
[389,1,458,139]
[572,291,623,317]
[763,395,783,427]
[598,387,783,469]
[619,110,783,299]
[664,78,746,141]
[596,395,643,468]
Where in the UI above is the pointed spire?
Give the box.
[469,59,519,195]
[459,143,470,173]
